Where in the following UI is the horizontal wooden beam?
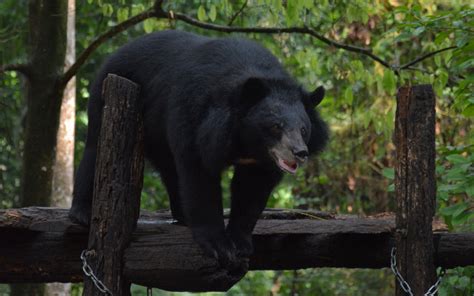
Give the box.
[1,207,473,292]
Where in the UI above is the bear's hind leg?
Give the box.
[69,145,97,225]
[157,160,185,223]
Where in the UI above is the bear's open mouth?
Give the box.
[277,157,298,174]
[272,154,298,174]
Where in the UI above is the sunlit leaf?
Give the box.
[382,168,394,180]
[101,3,113,17]
[344,87,353,105]
[209,5,217,22]
[117,7,129,22]
[382,69,397,95]
[197,5,207,21]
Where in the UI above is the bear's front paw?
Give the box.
[68,204,91,226]
[192,227,246,273]
[228,229,254,258]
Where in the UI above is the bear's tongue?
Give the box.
[277,157,298,174]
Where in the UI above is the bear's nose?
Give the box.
[293,149,309,160]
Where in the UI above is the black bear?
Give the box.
[70,30,328,266]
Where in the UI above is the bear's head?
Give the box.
[238,77,327,174]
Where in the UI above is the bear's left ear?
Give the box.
[241,77,269,106]
[309,86,325,107]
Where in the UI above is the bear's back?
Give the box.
[97,31,289,92]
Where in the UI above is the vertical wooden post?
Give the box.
[394,85,436,295]
[83,74,144,296]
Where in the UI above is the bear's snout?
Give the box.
[293,148,309,163]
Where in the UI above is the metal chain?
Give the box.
[80,250,113,295]
[391,247,446,296]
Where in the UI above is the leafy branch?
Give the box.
[227,0,248,26]
[60,7,158,87]
[170,11,391,68]
[398,46,457,70]
[2,0,458,84]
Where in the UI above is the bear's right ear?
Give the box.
[241,77,269,106]
[309,86,325,107]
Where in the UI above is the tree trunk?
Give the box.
[47,1,75,294]
[20,0,67,205]
[11,1,68,296]
[52,0,75,208]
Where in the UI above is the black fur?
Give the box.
[70,30,328,267]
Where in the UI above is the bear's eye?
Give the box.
[301,127,307,136]
[270,123,283,134]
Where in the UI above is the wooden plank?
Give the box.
[1,207,473,292]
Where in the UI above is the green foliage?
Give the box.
[438,266,474,296]
[437,146,474,231]
[0,71,23,208]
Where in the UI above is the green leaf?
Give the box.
[383,70,397,95]
[434,54,442,68]
[466,181,474,197]
[438,184,459,193]
[344,87,353,105]
[437,191,449,202]
[101,3,113,17]
[445,166,469,181]
[362,112,371,128]
[382,168,395,180]
[117,7,129,22]
[446,154,468,164]
[438,69,449,88]
[302,0,314,9]
[434,32,449,45]
[318,175,329,185]
[452,210,473,225]
[285,0,298,25]
[439,203,467,218]
[143,19,154,33]
[413,26,425,36]
[131,4,145,15]
[462,105,474,117]
[208,5,217,22]
[388,184,395,192]
[197,5,208,21]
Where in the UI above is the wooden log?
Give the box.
[394,85,437,295]
[1,207,473,292]
[83,74,144,296]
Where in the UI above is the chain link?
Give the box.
[391,247,445,296]
[81,250,113,295]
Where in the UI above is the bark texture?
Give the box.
[51,0,76,208]
[394,85,437,296]
[47,1,76,295]
[12,1,68,296]
[1,207,472,292]
[20,0,67,206]
[82,75,144,296]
